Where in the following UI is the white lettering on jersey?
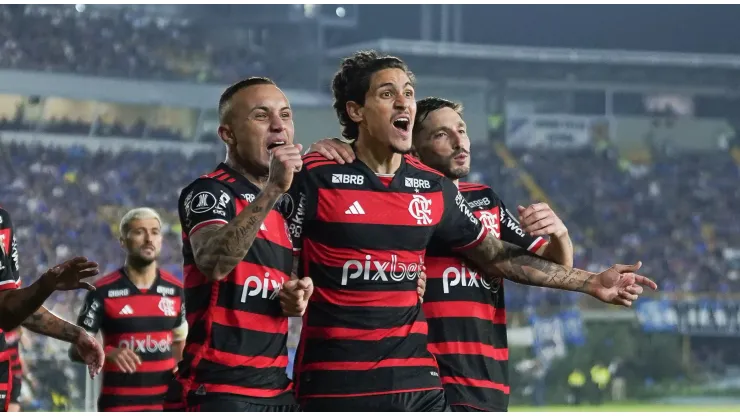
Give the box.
[108,289,130,298]
[332,173,365,185]
[341,255,423,286]
[118,334,173,354]
[467,197,491,209]
[442,265,491,293]
[455,192,479,225]
[159,297,177,317]
[405,177,431,189]
[241,274,284,301]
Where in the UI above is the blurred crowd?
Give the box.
[0,5,291,85]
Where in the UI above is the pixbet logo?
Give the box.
[408,195,432,225]
[241,274,284,301]
[442,265,491,294]
[341,255,423,286]
[119,334,172,354]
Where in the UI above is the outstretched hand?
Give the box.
[591,262,658,307]
[42,257,100,292]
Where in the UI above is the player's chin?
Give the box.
[389,138,413,155]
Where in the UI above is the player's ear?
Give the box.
[218,125,236,146]
[118,236,126,251]
[346,101,364,124]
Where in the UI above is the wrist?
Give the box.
[263,183,287,199]
[37,271,58,295]
[551,228,569,240]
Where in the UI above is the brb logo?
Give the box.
[241,274,284,302]
[119,334,172,354]
[408,195,432,225]
[442,264,491,293]
[341,255,423,286]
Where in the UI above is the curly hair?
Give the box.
[331,50,415,141]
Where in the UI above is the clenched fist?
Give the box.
[279,277,314,317]
[267,143,304,192]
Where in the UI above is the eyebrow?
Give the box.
[249,105,291,113]
[376,82,413,91]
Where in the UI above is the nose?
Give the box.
[269,114,286,133]
[394,94,411,111]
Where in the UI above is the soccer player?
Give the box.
[0,206,104,411]
[285,50,656,411]
[5,327,25,412]
[310,97,601,411]
[69,208,187,412]
[172,77,310,412]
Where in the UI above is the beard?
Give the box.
[128,251,157,268]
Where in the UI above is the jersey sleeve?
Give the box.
[179,179,237,237]
[434,178,488,251]
[0,208,21,291]
[283,164,319,255]
[76,290,104,335]
[498,200,547,252]
[172,291,188,342]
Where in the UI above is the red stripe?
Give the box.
[198,382,292,398]
[103,358,175,373]
[303,320,427,341]
[227,178,237,183]
[104,295,182,319]
[529,237,547,253]
[427,341,508,360]
[423,301,506,324]
[101,385,168,396]
[458,182,489,191]
[312,287,418,308]
[305,160,337,170]
[452,227,487,251]
[302,153,329,163]
[216,173,231,181]
[102,404,164,412]
[301,357,437,372]
[440,375,510,394]
[186,344,288,369]
[183,264,209,289]
[210,306,287,334]
[95,271,124,287]
[160,270,182,287]
[228,261,292,288]
[316,188,444,226]
[303,238,424,269]
[189,218,228,236]
[203,169,225,179]
[0,281,20,291]
[425,256,473,280]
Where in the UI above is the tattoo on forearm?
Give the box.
[22,307,80,343]
[464,234,593,292]
[191,190,281,280]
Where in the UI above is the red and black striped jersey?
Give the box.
[0,207,20,411]
[4,329,22,378]
[285,154,488,402]
[76,268,185,412]
[423,182,545,411]
[175,163,294,405]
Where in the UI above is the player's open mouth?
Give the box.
[392,116,410,134]
[267,141,285,151]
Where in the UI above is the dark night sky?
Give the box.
[328,5,740,54]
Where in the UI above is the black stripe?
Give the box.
[216,282,284,316]
[210,323,287,358]
[306,222,431,251]
[183,237,293,274]
[184,284,213,317]
[427,317,507,347]
[101,316,179,334]
[436,353,509,386]
[98,393,165,409]
[186,318,207,346]
[103,370,172,388]
[301,333,432,364]
[306,301,423,331]
[444,383,508,412]
[296,366,441,397]
[192,358,292,391]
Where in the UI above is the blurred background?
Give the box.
[1,3,739,411]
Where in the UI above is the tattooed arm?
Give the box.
[190,185,283,281]
[22,306,84,343]
[461,233,594,292]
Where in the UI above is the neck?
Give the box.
[354,132,403,175]
[452,178,460,188]
[125,259,158,289]
[225,155,268,190]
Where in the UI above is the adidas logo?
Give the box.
[345,201,365,215]
[119,305,134,315]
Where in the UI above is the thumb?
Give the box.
[282,280,298,291]
[613,261,642,274]
[78,282,96,291]
[297,277,313,290]
[295,143,304,153]
[517,205,526,213]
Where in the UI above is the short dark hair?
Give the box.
[331,50,415,141]
[413,97,463,137]
[218,77,276,124]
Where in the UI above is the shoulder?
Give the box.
[459,182,502,208]
[159,270,183,288]
[302,152,341,172]
[93,269,125,291]
[403,155,446,178]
